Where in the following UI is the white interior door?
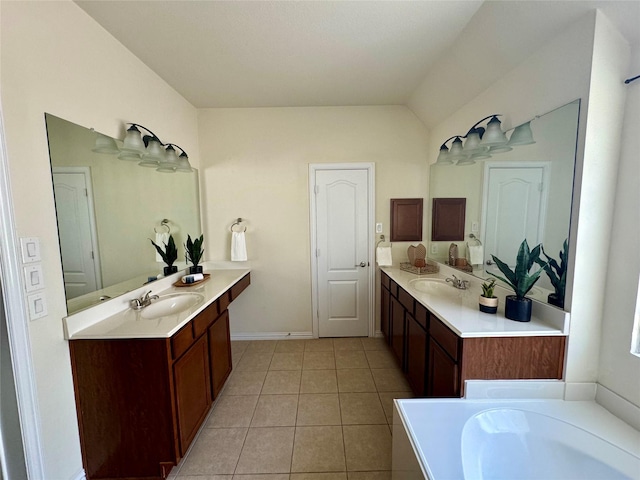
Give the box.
[483,163,549,273]
[313,168,370,337]
[52,168,102,298]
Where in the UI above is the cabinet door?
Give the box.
[174,335,212,455]
[406,314,427,396]
[381,285,390,343]
[209,310,232,398]
[390,296,406,369]
[428,338,460,397]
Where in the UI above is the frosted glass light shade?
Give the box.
[120,126,145,154]
[157,145,178,173]
[176,154,193,172]
[436,146,453,165]
[92,133,119,155]
[463,131,483,154]
[508,121,536,146]
[144,138,165,163]
[479,116,508,147]
[489,144,513,154]
[448,137,468,162]
[456,157,476,166]
[138,158,160,168]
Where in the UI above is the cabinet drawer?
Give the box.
[230,274,251,301]
[430,316,460,361]
[193,305,215,339]
[398,288,415,316]
[389,279,399,298]
[171,324,194,359]
[381,272,390,289]
[217,292,230,314]
[414,302,429,330]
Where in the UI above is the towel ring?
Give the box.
[154,219,171,234]
[376,234,391,248]
[230,218,247,233]
[468,233,482,246]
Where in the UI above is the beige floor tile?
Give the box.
[206,395,259,428]
[275,340,306,353]
[335,350,369,369]
[377,392,413,424]
[232,341,251,354]
[337,369,376,393]
[333,338,365,351]
[291,426,346,473]
[370,369,411,393]
[179,428,247,475]
[236,352,273,372]
[296,394,341,426]
[224,371,267,396]
[360,338,388,351]
[234,475,290,480]
[347,472,391,480]
[303,351,336,370]
[300,370,338,394]
[291,474,347,480]
[261,370,301,394]
[236,427,295,474]
[246,340,278,354]
[343,425,392,471]
[305,339,335,352]
[178,476,233,480]
[270,352,303,370]
[251,394,298,427]
[339,393,386,425]
[364,350,398,369]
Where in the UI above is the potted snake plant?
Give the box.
[150,234,178,275]
[479,278,498,314]
[185,234,204,274]
[537,239,568,309]
[488,239,546,322]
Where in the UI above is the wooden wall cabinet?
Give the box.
[390,198,423,242]
[379,271,564,398]
[70,273,250,479]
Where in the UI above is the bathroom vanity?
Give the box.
[65,269,250,480]
[380,267,567,397]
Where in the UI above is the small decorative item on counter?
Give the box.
[448,243,458,266]
[488,239,547,322]
[400,243,438,274]
[185,234,204,274]
[181,273,204,284]
[479,278,498,314]
[536,239,568,309]
[150,234,178,276]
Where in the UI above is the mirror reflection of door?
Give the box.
[482,162,550,278]
[52,167,102,298]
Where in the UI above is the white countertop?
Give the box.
[64,267,250,340]
[381,266,568,338]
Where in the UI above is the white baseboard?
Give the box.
[230,331,314,341]
[595,383,640,431]
[69,468,86,480]
[374,330,384,338]
[564,382,597,401]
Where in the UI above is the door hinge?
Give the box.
[84,188,88,197]
[90,251,94,259]
[316,248,321,257]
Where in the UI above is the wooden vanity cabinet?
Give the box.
[70,273,250,480]
[379,271,565,398]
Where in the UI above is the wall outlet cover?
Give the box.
[23,264,44,292]
[430,244,438,254]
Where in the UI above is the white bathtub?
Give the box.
[393,399,640,480]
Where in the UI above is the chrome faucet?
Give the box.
[446,274,469,290]
[130,290,159,310]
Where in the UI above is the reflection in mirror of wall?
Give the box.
[45,114,201,315]
[428,99,580,309]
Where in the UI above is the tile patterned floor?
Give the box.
[169,338,414,479]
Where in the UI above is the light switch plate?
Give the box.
[20,237,41,263]
[27,292,48,320]
[430,243,438,254]
[375,223,383,233]
[23,264,44,292]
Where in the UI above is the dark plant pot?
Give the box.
[505,295,532,322]
[479,296,498,314]
[189,265,203,274]
[548,293,564,309]
[163,265,178,276]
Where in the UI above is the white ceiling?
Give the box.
[77,0,639,126]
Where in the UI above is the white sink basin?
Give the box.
[409,278,460,297]
[140,292,204,319]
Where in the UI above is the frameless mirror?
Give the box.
[428,99,580,309]
[45,114,201,314]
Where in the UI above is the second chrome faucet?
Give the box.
[446,275,469,290]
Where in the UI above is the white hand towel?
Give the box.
[155,232,169,263]
[231,231,248,261]
[467,244,484,266]
[376,246,393,266]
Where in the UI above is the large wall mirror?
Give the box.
[428,99,580,309]
[45,114,201,314]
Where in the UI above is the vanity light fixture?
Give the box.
[435,114,535,167]
[92,123,193,173]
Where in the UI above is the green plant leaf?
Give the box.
[490,254,517,288]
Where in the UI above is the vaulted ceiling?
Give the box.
[76,1,639,128]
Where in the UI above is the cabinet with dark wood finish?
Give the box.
[70,273,250,480]
[380,283,391,342]
[379,271,565,399]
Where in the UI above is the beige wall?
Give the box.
[0,1,199,478]
[198,106,429,336]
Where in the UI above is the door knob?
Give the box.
[486,260,494,266]
[355,262,366,267]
